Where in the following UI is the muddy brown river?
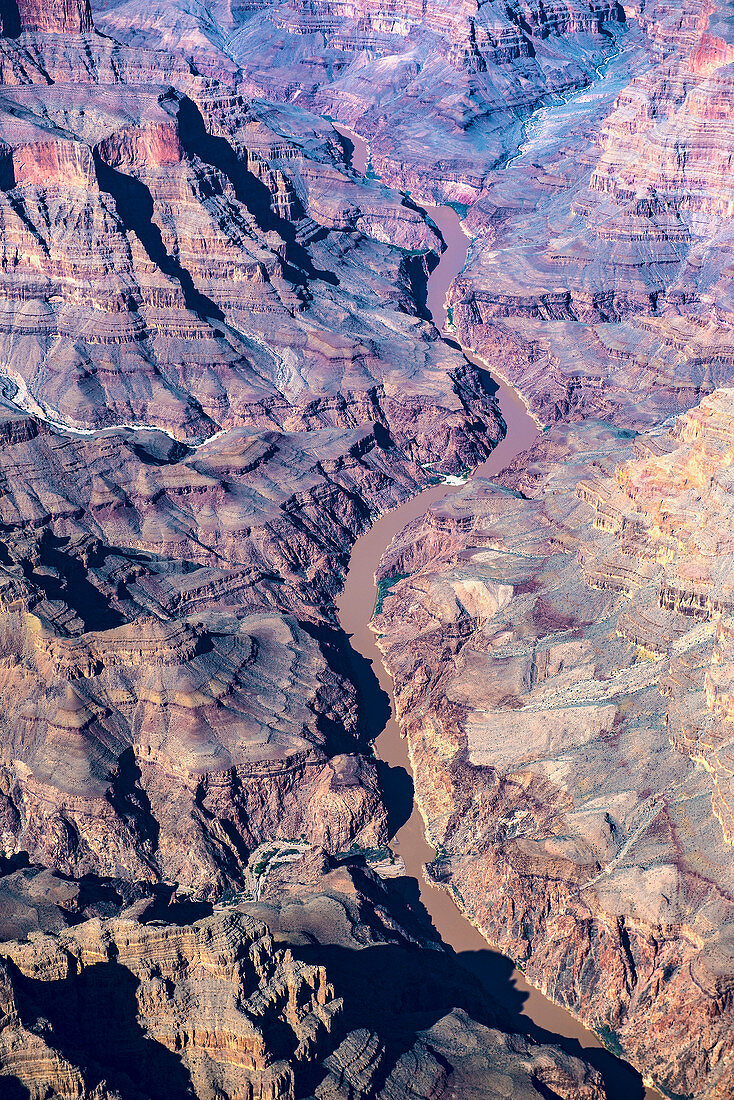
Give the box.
[334,121,659,1099]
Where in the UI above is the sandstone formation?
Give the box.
[2,0,94,35]
[449,0,734,431]
[0,0,506,902]
[374,394,734,1098]
[0,3,607,1097]
[2,0,734,1093]
[0,907,342,1100]
[0,859,609,1100]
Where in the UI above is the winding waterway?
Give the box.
[334,117,659,1099]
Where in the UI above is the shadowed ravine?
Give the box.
[334,121,660,1100]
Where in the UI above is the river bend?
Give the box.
[334,118,659,1100]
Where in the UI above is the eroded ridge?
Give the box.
[0,858,612,1099]
[0,0,507,901]
[0,0,729,1094]
[373,394,734,1098]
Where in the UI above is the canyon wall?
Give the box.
[450,0,734,431]
[0,859,610,1100]
[0,0,617,1096]
[153,0,734,1090]
[370,1,734,1089]
[0,0,506,900]
[374,397,734,1098]
[95,0,626,201]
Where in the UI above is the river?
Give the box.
[333,115,660,1099]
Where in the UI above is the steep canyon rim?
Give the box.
[335,120,659,1100]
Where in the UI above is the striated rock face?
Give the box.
[94,0,625,202]
[0,861,609,1100]
[0,406,432,894]
[0,908,341,1100]
[0,0,504,904]
[0,0,497,463]
[374,392,734,1099]
[448,0,734,432]
[5,0,95,35]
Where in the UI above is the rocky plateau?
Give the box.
[375,399,734,1098]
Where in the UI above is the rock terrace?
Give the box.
[374,396,734,1097]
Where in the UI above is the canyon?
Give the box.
[374,403,734,1098]
[0,0,731,1096]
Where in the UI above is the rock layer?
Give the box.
[450,0,734,431]
[95,0,625,202]
[2,0,734,1094]
[0,858,609,1100]
[8,0,94,34]
[374,395,734,1098]
[0,0,504,901]
[0,908,341,1100]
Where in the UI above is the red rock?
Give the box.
[12,139,97,188]
[373,399,734,1098]
[3,0,94,35]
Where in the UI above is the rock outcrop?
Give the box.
[449,0,734,432]
[0,0,505,901]
[2,0,94,35]
[0,860,609,1100]
[5,0,734,1094]
[374,393,734,1098]
[94,0,625,202]
[0,908,341,1100]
